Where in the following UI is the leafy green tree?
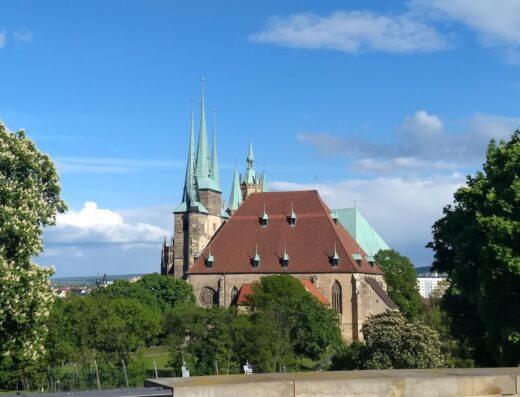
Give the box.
[362,311,444,369]
[428,131,520,366]
[90,280,159,309]
[139,273,195,310]
[374,249,423,319]
[248,275,342,362]
[0,124,66,389]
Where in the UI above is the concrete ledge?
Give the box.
[146,368,520,397]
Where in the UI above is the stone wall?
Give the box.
[146,367,520,397]
[188,272,389,342]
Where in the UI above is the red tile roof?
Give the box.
[236,279,330,306]
[189,190,383,275]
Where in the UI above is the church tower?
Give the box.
[162,79,229,278]
[240,140,266,201]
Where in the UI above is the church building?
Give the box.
[161,81,396,342]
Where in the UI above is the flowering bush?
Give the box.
[0,123,66,386]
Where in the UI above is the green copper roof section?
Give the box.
[335,208,390,257]
[228,164,242,211]
[261,172,268,192]
[209,110,221,190]
[245,140,256,183]
[195,79,220,192]
[247,140,255,163]
[174,99,207,214]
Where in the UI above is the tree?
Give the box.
[0,124,66,389]
[91,280,159,309]
[374,249,423,319]
[138,273,195,310]
[362,311,444,369]
[247,275,342,362]
[428,131,520,366]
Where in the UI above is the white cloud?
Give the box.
[46,202,169,246]
[251,11,448,53]
[413,0,520,62]
[271,174,465,266]
[298,111,520,173]
[0,30,5,48]
[13,28,33,43]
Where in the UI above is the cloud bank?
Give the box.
[298,111,520,173]
[251,11,448,54]
[45,202,169,246]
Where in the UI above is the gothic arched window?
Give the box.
[199,287,218,308]
[231,286,239,306]
[332,281,342,314]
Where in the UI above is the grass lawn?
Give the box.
[141,346,170,371]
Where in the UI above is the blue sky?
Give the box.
[1,0,519,276]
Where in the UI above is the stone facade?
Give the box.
[188,272,389,342]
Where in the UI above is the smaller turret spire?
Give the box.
[245,139,256,183]
[228,164,242,212]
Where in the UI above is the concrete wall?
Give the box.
[146,368,520,397]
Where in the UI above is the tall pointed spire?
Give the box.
[228,164,242,212]
[174,99,207,214]
[182,99,197,204]
[210,109,220,189]
[196,78,210,182]
[194,78,221,192]
[245,139,256,183]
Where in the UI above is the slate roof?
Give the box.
[335,208,390,257]
[189,190,383,275]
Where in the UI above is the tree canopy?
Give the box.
[374,249,423,319]
[428,131,520,366]
[0,123,66,389]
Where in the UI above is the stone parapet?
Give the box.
[146,368,520,397]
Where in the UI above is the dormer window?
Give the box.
[352,253,362,265]
[366,255,375,266]
[281,245,289,268]
[331,242,340,268]
[206,247,214,268]
[260,204,269,227]
[288,203,297,227]
[252,244,261,268]
[331,210,339,224]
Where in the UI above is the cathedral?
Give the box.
[161,82,396,342]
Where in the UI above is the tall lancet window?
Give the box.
[231,286,239,306]
[332,281,342,314]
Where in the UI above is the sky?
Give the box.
[1,0,519,277]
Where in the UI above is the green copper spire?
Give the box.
[196,79,210,180]
[228,164,242,211]
[174,99,208,214]
[261,172,268,192]
[209,109,220,189]
[246,139,256,183]
[182,99,197,204]
[195,78,221,192]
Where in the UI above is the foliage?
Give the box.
[45,295,162,388]
[374,249,423,319]
[247,275,342,361]
[90,280,159,309]
[428,131,520,366]
[138,273,195,310]
[0,123,66,390]
[361,311,444,369]
[329,341,366,370]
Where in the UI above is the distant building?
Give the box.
[417,272,447,298]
